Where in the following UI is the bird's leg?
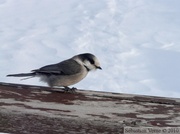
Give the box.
[63,86,77,93]
[63,86,69,92]
[71,87,77,93]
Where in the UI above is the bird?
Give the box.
[7,53,102,91]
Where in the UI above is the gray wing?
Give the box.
[32,59,81,75]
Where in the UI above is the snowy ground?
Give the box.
[0,0,180,98]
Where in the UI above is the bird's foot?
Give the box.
[63,86,77,93]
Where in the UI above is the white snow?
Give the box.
[0,0,180,98]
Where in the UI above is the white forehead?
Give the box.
[93,57,100,66]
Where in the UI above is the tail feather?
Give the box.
[7,73,35,77]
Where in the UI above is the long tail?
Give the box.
[7,73,36,80]
[7,73,36,77]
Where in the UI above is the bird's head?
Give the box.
[73,53,102,71]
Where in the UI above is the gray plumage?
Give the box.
[7,53,102,90]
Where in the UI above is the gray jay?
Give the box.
[7,53,102,91]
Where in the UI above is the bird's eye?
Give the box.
[88,58,94,64]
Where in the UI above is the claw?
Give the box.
[63,86,77,93]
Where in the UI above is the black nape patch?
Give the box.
[79,53,95,64]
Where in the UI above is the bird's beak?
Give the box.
[97,66,102,70]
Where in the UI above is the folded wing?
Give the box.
[32,59,81,75]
